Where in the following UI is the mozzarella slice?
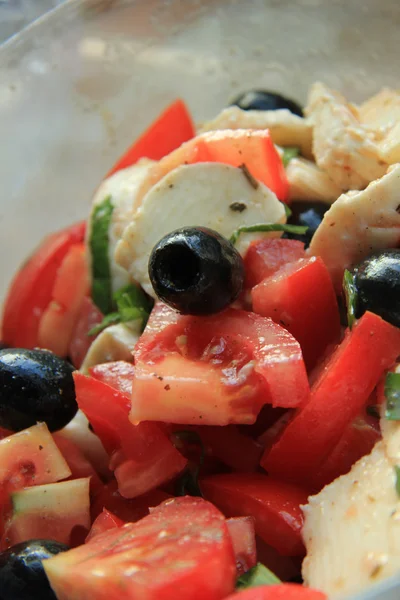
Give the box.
[286,157,341,204]
[302,442,400,597]
[115,162,286,296]
[80,322,141,373]
[88,159,154,293]
[199,106,313,159]
[309,164,400,291]
[305,82,388,191]
[359,89,400,165]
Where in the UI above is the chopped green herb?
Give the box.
[395,466,400,497]
[236,563,281,590]
[283,203,292,218]
[88,283,153,336]
[385,372,400,421]
[343,269,358,329]
[89,195,114,314]
[173,431,205,498]
[282,146,300,168]
[230,223,308,246]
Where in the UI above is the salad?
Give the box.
[0,82,400,600]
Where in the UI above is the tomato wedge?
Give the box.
[244,238,305,289]
[130,304,309,427]
[89,360,135,397]
[68,297,103,369]
[200,473,309,556]
[85,508,124,543]
[226,584,326,600]
[107,99,195,177]
[73,372,187,498]
[226,516,257,576]
[261,311,400,485]
[196,426,263,473]
[2,221,86,349]
[44,497,237,600]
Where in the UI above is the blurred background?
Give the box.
[0,0,65,43]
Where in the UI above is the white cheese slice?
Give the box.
[88,159,154,293]
[80,321,141,373]
[309,164,400,291]
[305,82,388,191]
[115,162,286,296]
[302,442,400,598]
[358,89,400,165]
[199,106,313,159]
[286,157,341,204]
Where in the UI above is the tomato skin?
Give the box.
[37,243,89,357]
[196,426,263,473]
[226,516,257,576]
[131,305,309,427]
[252,256,341,370]
[107,99,195,177]
[200,473,309,556]
[226,584,327,600]
[244,238,305,289]
[2,221,86,349]
[44,497,237,600]
[89,361,135,398]
[261,311,400,486]
[73,373,187,498]
[68,297,103,369]
[85,508,124,543]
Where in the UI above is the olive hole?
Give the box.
[158,244,201,291]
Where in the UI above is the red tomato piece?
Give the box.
[85,508,124,543]
[73,373,187,498]
[309,413,381,492]
[244,238,305,289]
[91,479,171,523]
[131,305,309,426]
[226,516,257,576]
[2,221,86,349]
[261,311,400,485]
[52,433,103,495]
[107,99,195,177]
[252,256,341,370]
[200,473,309,556]
[89,360,135,397]
[137,128,288,207]
[68,297,103,369]
[37,243,89,357]
[226,584,326,600]
[44,497,237,600]
[196,426,263,473]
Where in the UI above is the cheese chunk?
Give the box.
[305,82,388,191]
[199,106,313,159]
[286,157,341,204]
[359,89,400,165]
[80,322,141,373]
[115,162,286,296]
[309,164,400,291]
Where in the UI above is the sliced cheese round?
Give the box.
[115,162,286,296]
[80,321,141,374]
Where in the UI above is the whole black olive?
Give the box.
[284,200,329,247]
[0,539,69,600]
[148,227,244,315]
[231,90,303,117]
[352,249,400,327]
[0,348,78,432]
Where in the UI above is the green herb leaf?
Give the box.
[394,466,400,497]
[283,203,292,218]
[89,196,114,314]
[236,563,281,590]
[230,223,308,246]
[282,146,300,168]
[385,372,400,421]
[173,431,205,498]
[88,312,121,336]
[343,269,358,329]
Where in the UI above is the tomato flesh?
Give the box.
[44,497,237,600]
[68,297,103,369]
[226,584,327,600]
[85,508,124,543]
[226,516,257,576]
[244,238,305,289]
[200,473,309,556]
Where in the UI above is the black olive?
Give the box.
[0,348,78,432]
[231,90,303,117]
[0,539,69,600]
[352,250,400,328]
[284,200,329,248]
[148,227,244,315]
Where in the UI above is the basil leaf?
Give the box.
[88,312,121,336]
[230,223,308,246]
[343,269,358,329]
[395,466,400,497]
[282,146,300,168]
[89,196,114,314]
[236,563,281,590]
[283,203,292,218]
[385,372,400,421]
[173,430,205,498]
